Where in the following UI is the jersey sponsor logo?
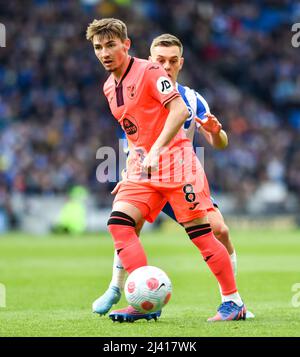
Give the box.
[122,116,139,140]
[126,84,136,99]
[156,76,173,94]
[123,118,137,135]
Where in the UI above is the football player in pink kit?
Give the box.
[93,33,254,321]
[86,18,247,322]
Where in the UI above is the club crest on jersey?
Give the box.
[156,76,173,94]
[122,116,139,140]
[127,84,136,99]
[184,106,194,130]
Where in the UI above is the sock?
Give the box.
[109,250,126,291]
[107,211,147,274]
[219,250,238,301]
[230,251,237,277]
[222,292,243,307]
[186,224,237,296]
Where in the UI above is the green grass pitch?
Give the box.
[0,222,300,337]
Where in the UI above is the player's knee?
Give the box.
[135,220,144,237]
[107,211,138,252]
[184,222,212,241]
[213,223,230,244]
[107,211,136,234]
[183,216,209,228]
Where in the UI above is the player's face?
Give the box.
[93,35,130,74]
[150,46,184,84]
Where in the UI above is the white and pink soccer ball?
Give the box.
[125,266,172,313]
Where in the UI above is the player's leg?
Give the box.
[107,200,148,273]
[207,206,255,318]
[164,161,246,321]
[153,197,244,311]
[157,199,243,306]
[106,182,163,322]
[107,201,176,320]
[93,201,145,316]
[163,201,238,274]
[181,215,246,321]
[92,214,147,315]
[135,217,146,237]
[207,207,237,275]
[92,249,124,315]
[95,199,173,317]
[207,207,237,303]
[108,201,163,322]
[105,217,145,285]
[93,221,147,315]
[161,200,237,273]
[208,208,234,253]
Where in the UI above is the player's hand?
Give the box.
[196,113,222,134]
[142,147,160,173]
[111,181,122,195]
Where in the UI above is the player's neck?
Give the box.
[113,55,132,84]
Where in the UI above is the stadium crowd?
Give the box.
[0,0,299,225]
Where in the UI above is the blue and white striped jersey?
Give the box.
[176,83,210,140]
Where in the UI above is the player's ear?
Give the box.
[179,57,184,70]
[124,38,131,51]
[148,55,153,62]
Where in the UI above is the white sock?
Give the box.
[230,251,237,277]
[222,292,243,307]
[109,250,127,291]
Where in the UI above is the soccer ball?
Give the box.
[125,266,172,313]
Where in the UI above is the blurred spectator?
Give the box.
[52,185,88,234]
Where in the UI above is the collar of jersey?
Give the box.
[114,57,135,87]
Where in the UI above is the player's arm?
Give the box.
[142,96,189,171]
[152,96,189,150]
[196,113,228,150]
[192,90,228,150]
